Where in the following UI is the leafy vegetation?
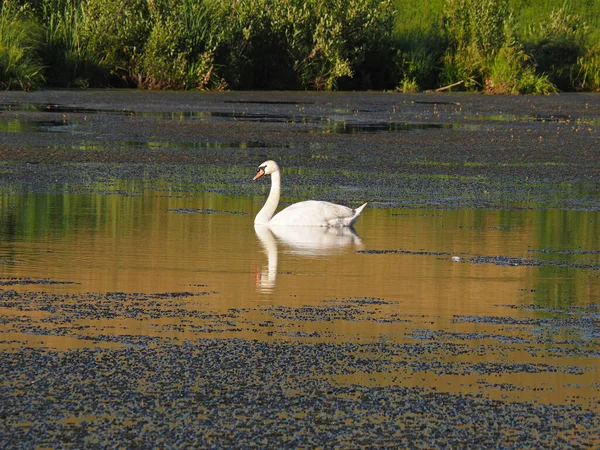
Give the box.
[0,0,598,92]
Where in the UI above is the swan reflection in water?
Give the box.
[253,225,363,293]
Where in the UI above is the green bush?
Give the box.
[441,0,512,89]
[331,0,398,90]
[229,0,398,90]
[77,0,151,86]
[216,0,298,89]
[37,0,150,87]
[487,44,556,94]
[217,0,398,91]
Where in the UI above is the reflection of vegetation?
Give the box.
[0,181,255,240]
[0,0,598,91]
[530,209,600,307]
[450,208,599,308]
[0,119,33,132]
[0,188,116,240]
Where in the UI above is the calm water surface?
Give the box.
[1,91,599,446]
[1,184,598,408]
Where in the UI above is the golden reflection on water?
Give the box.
[254,224,364,293]
[1,187,599,408]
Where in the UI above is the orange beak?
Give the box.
[253,168,265,180]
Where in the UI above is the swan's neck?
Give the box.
[255,170,280,225]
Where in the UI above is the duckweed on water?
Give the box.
[1,284,599,447]
[2,341,599,449]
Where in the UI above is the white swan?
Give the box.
[253,160,367,227]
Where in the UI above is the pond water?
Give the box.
[0,90,599,447]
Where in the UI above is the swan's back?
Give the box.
[269,200,367,227]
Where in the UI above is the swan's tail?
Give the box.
[350,202,368,225]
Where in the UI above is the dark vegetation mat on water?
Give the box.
[2,286,599,448]
[358,248,600,270]
[0,90,599,210]
[1,341,597,449]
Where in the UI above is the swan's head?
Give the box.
[253,160,280,180]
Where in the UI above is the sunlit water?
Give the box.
[1,91,600,446]
[1,184,598,409]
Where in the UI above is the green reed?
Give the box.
[0,2,44,90]
[40,0,150,87]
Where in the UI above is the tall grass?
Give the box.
[40,0,150,87]
[216,1,299,89]
[214,0,397,90]
[395,27,445,91]
[487,44,557,94]
[522,4,588,91]
[41,0,106,87]
[1,0,599,92]
[578,44,600,91]
[140,0,226,89]
[0,2,44,90]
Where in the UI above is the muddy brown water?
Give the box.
[0,90,599,448]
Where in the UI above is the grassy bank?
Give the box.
[1,0,599,92]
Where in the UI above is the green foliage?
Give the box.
[0,1,44,90]
[41,0,106,87]
[578,44,600,91]
[511,0,600,44]
[77,0,151,85]
[220,0,397,90]
[298,5,354,90]
[396,76,419,93]
[216,0,298,89]
[141,0,226,89]
[444,0,510,56]
[349,1,399,89]
[138,0,398,91]
[38,0,150,87]
[524,5,588,90]
[440,0,559,94]
[1,0,599,92]
[441,0,513,89]
[487,44,557,94]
